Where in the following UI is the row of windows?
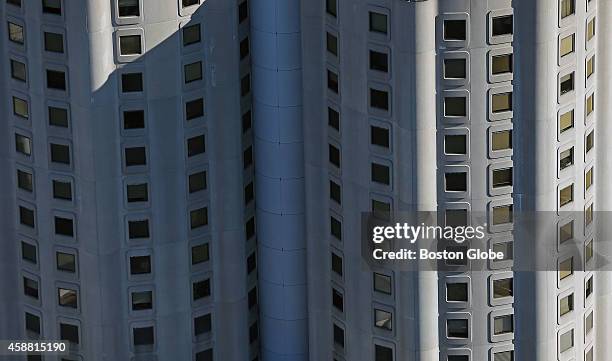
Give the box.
[6,0,61,14]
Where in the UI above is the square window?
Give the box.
[560,34,575,57]
[444,58,466,79]
[241,74,251,96]
[118,0,140,17]
[19,206,35,228]
[448,356,469,361]
[559,329,574,353]
[183,23,201,46]
[185,61,203,83]
[327,32,338,56]
[10,59,26,81]
[328,107,340,131]
[585,167,593,191]
[370,88,389,110]
[561,0,575,18]
[559,220,573,244]
[559,109,574,133]
[121,72,143,92]
[559,293,574,316]
[371,126,389,148]
[492,53,513,75]
[54,216,73,236]
[331,253,343,277]
[585,311,593,335]
[186,98,204,120]
[133,326,154,346]
[58,288,78,308]
[123,110,145,129]
[333,324,344,347]
[444,134,467,155]
[47,70,66,90]
[189,171,206,193]
[447,319,468,338]
[492,15,513,36]
[21,242,37,264]
[50,143,70,164]
[60,323,79,344]
[492,167,512,188]
[329,144,340,167]
[120,35,142,55]
[330,216,342,240]
[492,92,512,113]
[560,72,575,95]
[25,312,40,335]
[559,257,573,280]
[559,147,574,170]
[49,106,69,127]
[44,32,64,53]
[374,309,392,330]
[327,179,341,204]
[248,287,257,309]
[42,0,62,15]
[492,130,512,151]
[445,172,467,192]
[125,147,146,166]
[332,288,343,312]
[238,1,248,23]
[326,0,337,17]
[585,239,594,263]
[191,243,209,265]
[493,351,514,361]
[586,93,594,116]
[444,20,466,41]
[493,314,513,335]
[491,241,514,262]
[56,252,76,272]
[586,18,595,41]
[585,276,593,299]
[128,219,149,239]
[240,37,249,59]
[17,170,33,192]
[196,349,213,361]
[446,282,468,302]
[127,183,148,203]
[243,146,253,168]
[493,278,513,298]
[188,135,205,157]
[371,163,390,185]
[132,290,152,310]
[53,180,72,200]
[244,182,254,204]
[130,255,151,275]
[15,134,31,156]
[444,97,466,117]
[492,204,513,225]
[370,50,388,72]
[586,130,594,154]
[446,209,468,227]
[182,0,199,7]
[8,22,24,44]
[327,70,339,93]
[194,314,211,335]
[190,207,208,229]
[13,96,29,118]
[24,277,39,298]
[369,12,388,34]
[375,344,393,361]
[373,272,391,294]
[559,184,574,206]
[193,279,211,300]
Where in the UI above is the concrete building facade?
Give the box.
[0,0,611,361]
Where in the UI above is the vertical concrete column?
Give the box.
[595,0,612,359]
[250,0,308,360]
[513,1,557,360]
[412,1,439,360]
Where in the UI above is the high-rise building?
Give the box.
[1,0,611,361]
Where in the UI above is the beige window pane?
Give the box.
[585,167,593,190]
[559,293,574,316]
[492,130,512,151]
[493,314,513,335]
[492,205,513,225]
[560,34,575,57]
[492,53,512,75]
[586,131,594,153]
[492,168,512,188]
[559,184,574,206]
[586,56,594,78]
[492,92,512,113]
[587,18,595,41]
[586,94,594,116]
[493,278,513,298]
[560,0,575,19]
[560,329,574,353]
[559,220,573,243]
[559,109,574,133]
[559,147,574,170]
[559,257,573,280]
